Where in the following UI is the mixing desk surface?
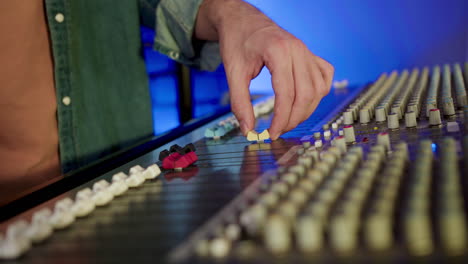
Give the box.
[1,63,468,263]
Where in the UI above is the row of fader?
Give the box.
[0,164,161,260]
[204,96,275,140]
[189,138,467,259]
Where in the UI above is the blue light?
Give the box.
[431,143,437,152]
[246,0,466,93]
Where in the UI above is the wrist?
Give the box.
[196,0,273,42]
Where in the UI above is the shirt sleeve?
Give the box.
[152,0,222,71]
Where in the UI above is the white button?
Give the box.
[168,51,179,60]
[55,13,65,23]
[62,96,71,106]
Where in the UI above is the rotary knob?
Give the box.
[343,125,356,143]
[429,108,442,126]
[375,106,386,122]
[359,108,371,124]
[387,112,399,129]
[405,111,418,128]
[377,132,391,152]
[343,111,354,125]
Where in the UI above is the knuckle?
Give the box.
[326,63,335,77]
[265,37,289,58]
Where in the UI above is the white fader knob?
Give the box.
[343,125,356,143]
[27,208,53,243]
[72,188,96,217]
[110,172,129,196]
[405,111,417,128]
[429,108,442,126]
[377,132,391,152]
[263,214,291,254]
[1,220,31,259]
[387,113,399,129]
[50,198,75,229]
[92,180,114,206]
[343,111,354,125]
[359,109,371,124]
[333,136,347,154]
[375,106,386,122]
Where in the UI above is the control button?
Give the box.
[258,130,270,141]
[405,111,417,128]
[55,13,65,23]
[313,132,321,139]
[314,139,323,148]
[391,105,402,119]
[377,132,391,152]
[329,215,358,252]
[343,111,354,125]
[331,122,338,130]
[364,214,393,250]
[407,103,419,116]
[333,136,347,154]
[1,220,31,259]
[404,214,433,256]
[387,112,399,129]
[295,216,323,252]
[241,204,267,236]
[129,165,144,175]
[72,188,95,217]
[359,108,370,124]
[442,97,456,116]
[428,108,442,126]
[142,164,161,180]
[225,224,241,241]
[50,198,75,229]
[375,106,386,122]
[27,208,53,243]
[210,237,231,258]
[92,180,114,206]
[264,214,291,254]
[343,125,356,143]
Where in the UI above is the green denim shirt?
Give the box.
[45,0,221,173]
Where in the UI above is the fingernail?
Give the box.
[240,120,249,136]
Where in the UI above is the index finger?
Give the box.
[265,50,295,140]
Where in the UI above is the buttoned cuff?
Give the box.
[154,0,222,71]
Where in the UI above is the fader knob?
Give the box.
[442,97,455,116]
[391,105,402,119]
[377,132,391,152]
[375,106,386,122]
[429,109,442,126]
[407,103,418,116]
[387,113,399,129]
[343,111,354,125]
[333,136,347,154]
[343,125,356,143]
[359,109,370,124]
[264,214,291,254]
[405,111,417,128]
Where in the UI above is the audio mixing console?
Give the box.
[1,63,467,263]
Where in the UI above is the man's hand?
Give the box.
[196,0,334,140]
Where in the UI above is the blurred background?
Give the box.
[143,0,467,135]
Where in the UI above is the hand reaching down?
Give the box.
[196,0,334,140]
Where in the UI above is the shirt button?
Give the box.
[55,13,65,23]
[168,51,179,60]
[62,96,71,106]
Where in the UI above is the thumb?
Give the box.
[227,67,255,136]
